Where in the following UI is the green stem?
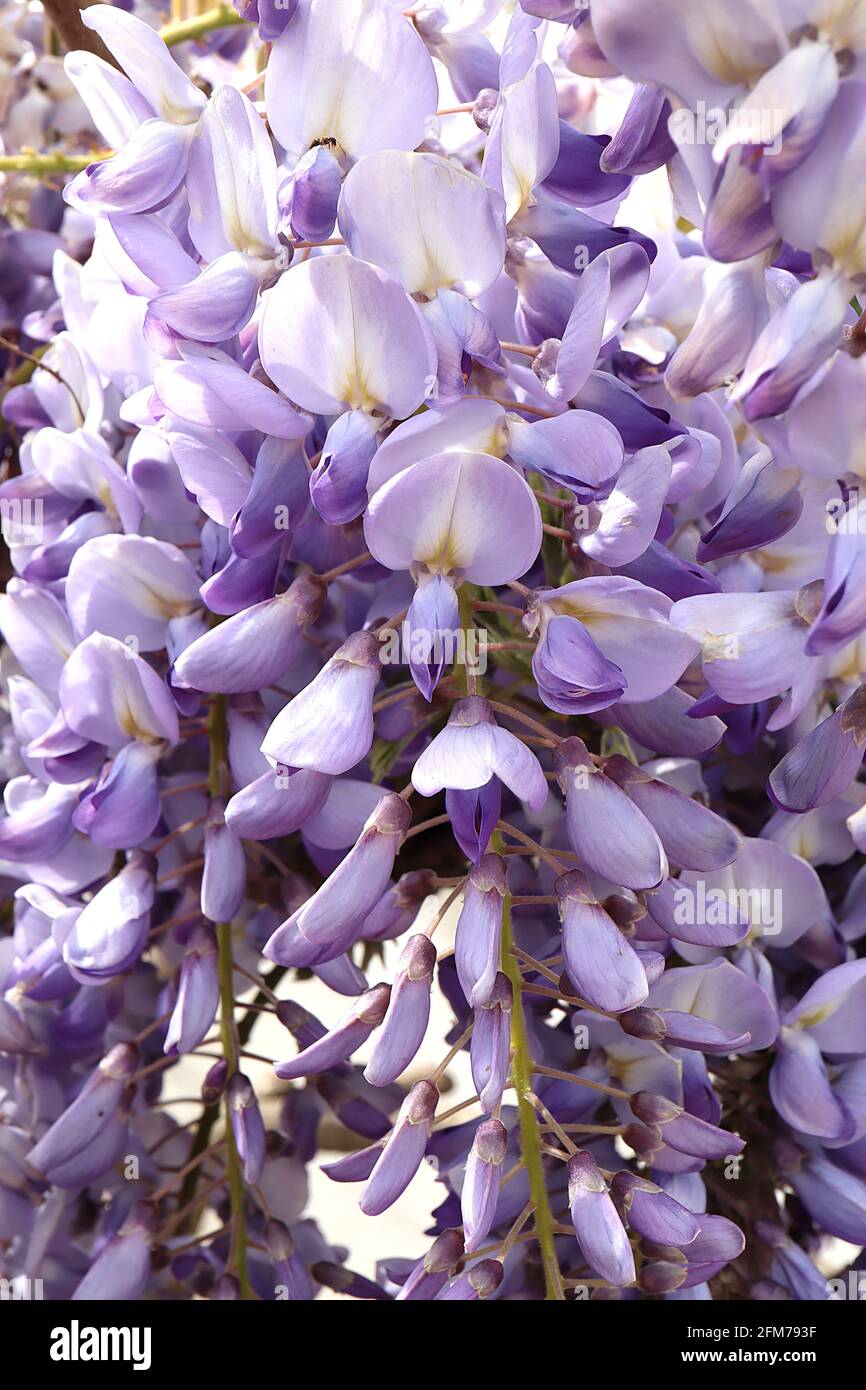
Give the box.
[160,5,246,46]
[494,831,564,1300]
[208,694,250,1297]
[217,919,252,1299]
[0,151,107,172]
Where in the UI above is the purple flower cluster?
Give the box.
[0,0,865,1303]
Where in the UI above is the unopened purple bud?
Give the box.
[28,1042,138,1176]
[438,1257,503,1301]
[321,1141,385,1182]
[265,1219,313,1300]
[364,936,436,1086]
[275,983,391,1079]
[164,922,219,1056]
[282,145,342,242]
[276,1000,328,1050]
[446,781,501,864]
[396,1228,465,1301]
[638,1261,687,1294]
[610,1170,700,1247]
[268,792,411,953]
[568,1151,635,1287]
[202,1058,229,1104]
[312,1261,390,1300]
[71,1201,154,1302]
[471,972,512,1113]
[360,1080,438,1216]
[618,1007,666,1042]
[228,1072,266,1183]
[631,1091,745,1160]
[201,802,247,923]
[462,1117,507,1253]
[455,853,506,1008]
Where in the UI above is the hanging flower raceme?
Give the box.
[1,0,864,1312]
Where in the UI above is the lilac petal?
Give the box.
[364,936,436,1085]
[176,579,324,695]
[696,451,803,564]
[605,757,741,871]
[201,808,246,923]
[506,409,623,494]
[72,1206,152,1302]
[601,84,676,175]
[455,854,506,1008]
[734,274,852,422]
[557,869,649,1013]
[568,1151,635,1287]
[395,1229,465,1302]
[225,766,331,841]
[63,853,154,979]
[228,1072,266,1184]
[404,574,461,702]
[657,1009,752,1054]
[670,588,812,706]
[0,581,75,693]
[581,445,672,566]
[436,1259,504,1301]
[611,1171,700,1246]
[788,1155,866,1247]
[272,794,410,949]
[66,119,192,215]
[321,1143,384,1183]
[231,437,310,559]
[530,619,625,717]
[446,781,501,865]
[412,696,547,812]
[543,121,631,205]
[555,737,667,889]
[156,343,311,440]
[533,575,699,705]
[72,743,163,851]
[310,410,380,525]
[265,0,438,161]
[648,958,778,1053]
[339,149,506,297]
[28,1043,137,1174]
[0,779,79,862]
[471,975,512,1115]
[602,687,725,758]
[769,690,866,812]
[164,924,220,1056]
[259,253,436,418]
[275,985,390,1079]
[284,145,341,241]
[82,5,205,121]
[462,1118,507,1252]
[807,498,866,656]
[769,1027,855,1142]
[66,534,199,652]
[784,960,866,1055]
[148,253,264,343]
[364,451,542,585]
[186,83,277,263]
[360,1080,437,1216]
[60,631,179,747]
[644,878,749,949]
[261,631,381,775]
